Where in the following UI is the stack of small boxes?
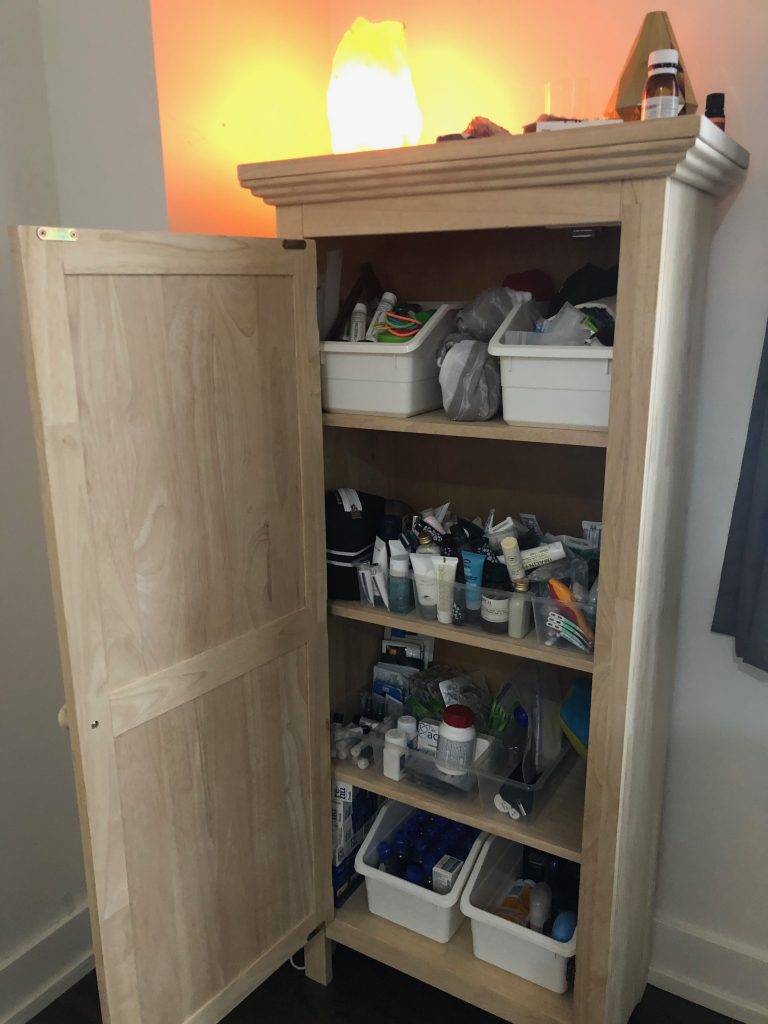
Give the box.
[332,781,381,907]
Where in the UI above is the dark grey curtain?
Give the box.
[712,321,768,672]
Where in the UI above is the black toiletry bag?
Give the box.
[325,488,386,600]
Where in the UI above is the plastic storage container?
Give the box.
[352,574,596,655]
[321,302,464,417]
[355,800,485,942]
[488,304,614,428]
[365,731,571,824]
[474,744,570,822]
[461,835,577,992]
[531,593,595,654]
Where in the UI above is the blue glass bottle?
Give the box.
[412,838,428,866]
[394,838,410,878]
[377,841,395,873]
[404,863,424,887]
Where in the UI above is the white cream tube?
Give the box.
[409,552,437,618]
[501,535,525,583]
[521,541,566,571]
[431,555,458,625]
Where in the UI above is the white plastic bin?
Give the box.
[461,835,577,992]
[488,304,613,428]
[355,799,485,943]
[321,302,463,417]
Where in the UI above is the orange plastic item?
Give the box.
[547,578,595,644]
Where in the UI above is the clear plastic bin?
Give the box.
[461,835,577,992]
[353,566,597,655]
[531,593,595,654]
[365,732,571,824]
[355,799,485,942]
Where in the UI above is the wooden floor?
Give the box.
[30,948,736,1024]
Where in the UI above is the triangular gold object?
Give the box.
[605,10,698,121]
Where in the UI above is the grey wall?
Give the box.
[0,3,166,1022]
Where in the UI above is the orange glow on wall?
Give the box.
[327,18,422,153]
[151,1,687,238]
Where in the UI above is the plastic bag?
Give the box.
[437,337,501,421]
[457,287,530,342]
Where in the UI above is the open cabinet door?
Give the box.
[11,228,331,1024]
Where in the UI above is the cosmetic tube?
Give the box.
[432,555,458,625]
[501,535,526,583]
[521,541,566,572]
[409,553,437,619]
[461,550,486,623]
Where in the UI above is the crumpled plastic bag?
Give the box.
[457,287,530,343]
[437,335,501,421]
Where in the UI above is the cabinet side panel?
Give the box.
[609,182,714,1021]
[576,181,715,1024]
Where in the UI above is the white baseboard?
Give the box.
[0,903,94,1024]
[650,913,768,1024]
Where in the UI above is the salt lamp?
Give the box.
[327,17,423,154]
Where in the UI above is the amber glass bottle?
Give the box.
[641,49,682,120]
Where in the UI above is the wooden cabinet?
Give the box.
[13,117,747,1024]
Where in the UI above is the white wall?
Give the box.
[37,0,167,229]
[647,6,768,1021]
[0,3,166,1023]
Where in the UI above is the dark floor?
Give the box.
[30,947,735,1024]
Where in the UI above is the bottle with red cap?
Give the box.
[435,704,477,777]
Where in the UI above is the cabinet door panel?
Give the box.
[12,229,330,1024]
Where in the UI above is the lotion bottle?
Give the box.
[508,578,532,639]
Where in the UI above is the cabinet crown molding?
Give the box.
[238,116,748,208]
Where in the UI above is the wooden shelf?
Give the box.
[322,409,608,448]
[334,755,585,863]
[328,886,573,1024]
[328,601,594,672]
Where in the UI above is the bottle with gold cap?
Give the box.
[417,533,441,555]
[508,578,532,639]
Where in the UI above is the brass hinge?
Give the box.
[37,227,78,241]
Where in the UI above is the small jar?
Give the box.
[481,591,510,634]
[436,704,476,777]
[508,578,532,639]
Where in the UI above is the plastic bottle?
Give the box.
[508,578,532,639]
[383,728,408,782]
[365,291,396,341]
[641,49,682,120]
[349,302,368,342]
[417,533,441,555]
[529,882,552,933]
[388,555,414,614]
[436,704,476,777]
